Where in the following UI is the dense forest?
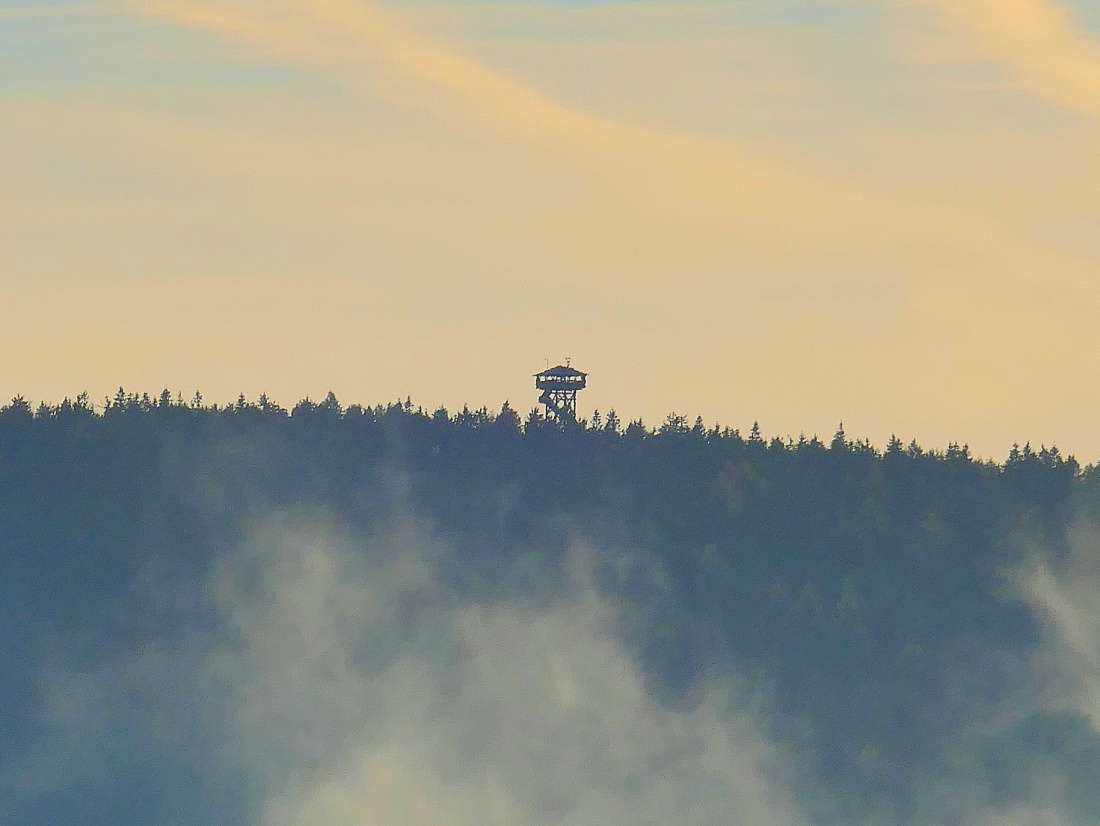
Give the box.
[2,389,1098,825]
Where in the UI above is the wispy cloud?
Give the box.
[913,0,1100,119]
[120,0,928,260]
[115,0,1095,286]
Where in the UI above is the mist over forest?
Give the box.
[3,389,1100,826]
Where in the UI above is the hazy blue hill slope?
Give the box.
[0,393,1095,824]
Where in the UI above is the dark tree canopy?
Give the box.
[1,389,1097,825]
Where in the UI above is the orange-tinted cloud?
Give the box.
[122,0,924,268]
[913,0,1100,119]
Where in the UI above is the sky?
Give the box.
[3,0,1100,458]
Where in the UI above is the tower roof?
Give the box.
[534,365,587,379]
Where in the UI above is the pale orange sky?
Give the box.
[3,0,1100,458]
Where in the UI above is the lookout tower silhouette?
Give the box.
[535,362,586,426]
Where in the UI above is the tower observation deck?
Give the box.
[535,363,587,426]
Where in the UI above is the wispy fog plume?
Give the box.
[193,512,811,826]
[937,519,1100,826]
[22,500,1100,826]
[1018,522,1100,733]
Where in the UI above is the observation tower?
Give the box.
[535,362,587,426]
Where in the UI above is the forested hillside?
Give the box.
[2,391,1097,825]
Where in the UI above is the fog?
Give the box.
[222,514,812,826]
[14,500,1100,825]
